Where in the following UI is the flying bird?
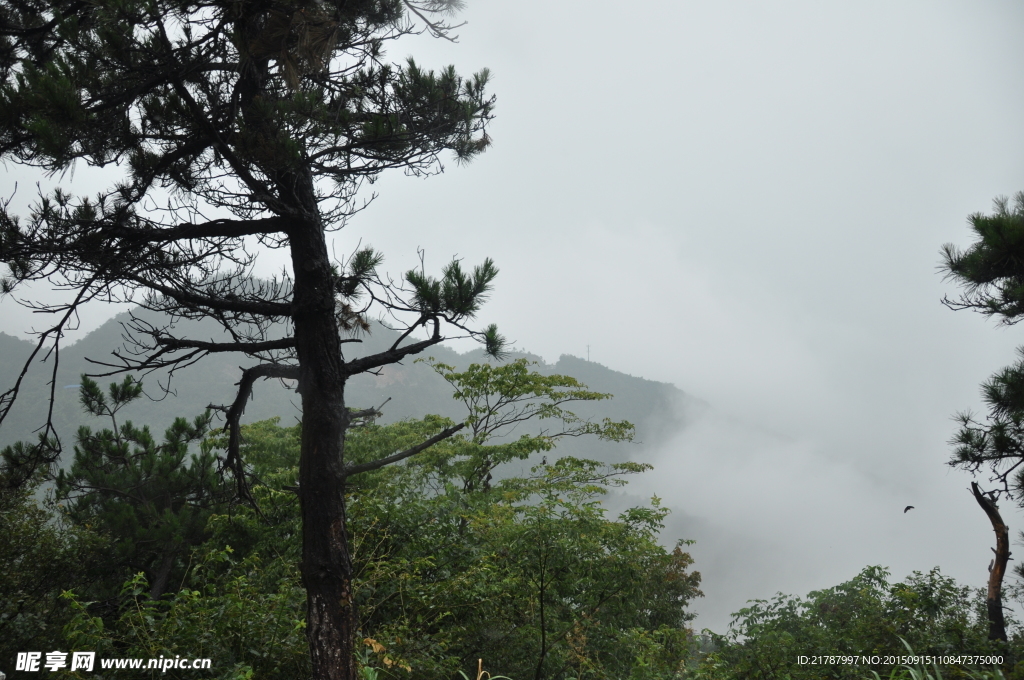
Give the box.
[904,505,915,513]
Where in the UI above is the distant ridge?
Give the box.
[0,308,701,467]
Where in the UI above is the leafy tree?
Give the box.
[0,0,499,677]
[334,359,701,680]
[55,375,227,601]
[62,553,310,680]
[700,566,1009,680]
[0,469,108,666]
[463,463,700,680]
[418,356,637,492]
[60,417,310,679]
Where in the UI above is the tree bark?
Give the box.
[287,170,357,680]
[148,549,177,601]
[971,481,1009,642]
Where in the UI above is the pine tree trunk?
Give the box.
[236,4,360,663]
[289,179,358,680]
[148,549,176,601]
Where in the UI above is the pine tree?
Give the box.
[942,193,1024,495]
[942,192,1024,642]
[55,375,225,601]
[0,2,501,677]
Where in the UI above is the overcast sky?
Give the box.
[3,0,1024,633]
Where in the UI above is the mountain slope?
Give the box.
[0,310,701,470]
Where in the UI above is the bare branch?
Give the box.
[346,396,391,425]
[343,333,442,376]
[342,422,465,478]
[155,335,299,353]
[0,276,99,448]
[125,275,292,317]
[107,216,290,243]
[208,362,300,507]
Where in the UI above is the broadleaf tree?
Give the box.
[701,566,1002,680]
[0,1,501,678]
[419,356,638,493]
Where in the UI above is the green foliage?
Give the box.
[59,421,309,679]
[55,361,698,680]
[404,261,505,357]
[941,192,1024,596]
[343,433,701,680]
[942,192,1024,323]
[334,247,385,299]
[418,357,636,493]
[54,376,228,600]
[0,473,107,664]
[0,374,226,661]
[0,0,494,191]
[62,549,309,680]
[464,466,699,680]
[340,359,694,680]
[0,430,61,490]
[947,346,1024,498]
[694,566,1013,680]
[942,193,1024,498]
[0,1,503,677]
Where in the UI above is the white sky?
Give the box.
[3,0,1024,633]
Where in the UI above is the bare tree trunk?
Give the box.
[971,481,1009,642]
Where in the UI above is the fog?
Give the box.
[626,404,988,633]
[3,1,1024,634]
